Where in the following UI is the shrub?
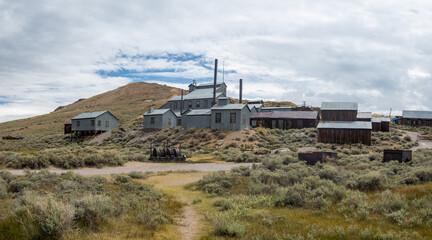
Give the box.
[114,175,132,184]
[136,207,169,229]
[403,135,412,142]
[198,171,242,195]
[73,194,114,229]
[213,215,245,237]
[373,190,408,215]
[128,171,148,179]
[349,171,387,192]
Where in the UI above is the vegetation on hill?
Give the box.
[194,148,432,239]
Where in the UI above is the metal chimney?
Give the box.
[180,89,184,114]
[212,59,218,106]
[239,79,243,104]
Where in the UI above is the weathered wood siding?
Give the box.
[383,150,412,163]
[318,128,371,145]
[321,110,357,121]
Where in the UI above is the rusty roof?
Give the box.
[251,111,318,119]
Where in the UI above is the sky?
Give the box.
[0,0,431,123]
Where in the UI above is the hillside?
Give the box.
[0,82,181,148]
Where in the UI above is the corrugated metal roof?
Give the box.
[143,109,171,116]
[186,109,212,116]
[261,107,293,111]
[251,111,318,119]
[321,102,358,111]
[72,111,108,120]
[357,112,372,119]
[195,82,226,88]
[372,117,390,122]
[248,104,263,109]
[317,121,372,129]
[211,104,248,110]
[402,110,432,119]
[169,88,224,101]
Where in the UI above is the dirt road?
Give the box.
[7,161,256,176]
[398,130,432,151]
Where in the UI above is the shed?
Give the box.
[383,150,412,163]
[372,117,390,132]
[250,111,318,129]
[182,109,211,129]
[321,102,358,121]
[64,123,72,134]
[71,111,119,135]
[143,108,177,130]
[298,152,337,165]
[317,121,372,145]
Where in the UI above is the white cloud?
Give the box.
[0,0,432,123]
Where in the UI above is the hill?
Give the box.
[0,82,181,149]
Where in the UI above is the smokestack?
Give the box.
[239,79,243,104]
[212,59,218,106]
[180,89,184,114]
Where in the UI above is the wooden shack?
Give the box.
[320,102,358,121]
[64,123,72,134]
[372,117,390,132]
[383,150,412,163]
[396,110,432,127]
[317,121,372,145]
[298,152,337,165]
[250,111,318,129]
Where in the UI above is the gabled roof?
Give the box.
[402,110,432,119]
[143,108,175,116]
[248,104,263,110]
[317,121,372,130]
[72,111,118,120]
[169,88,225,101]
[194,82,226,88]
[357,112,372,119]
[251,111,318,119]
[211,104,249,110]
[186,109,212,116]
[321,102,358,111]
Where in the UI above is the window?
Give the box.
[215,113,221,123]
[105,121,109,127]
[76,121,80,127]
[150,117,155,124]
[91,120,95,126]
[230,113,236,123]
[98,120,101,127]
[188,101,192,108]
[174,102,178,109]
[243,114,246,125]
[196,100,200,108]
[252,120,257,127]
[204,100,208,108]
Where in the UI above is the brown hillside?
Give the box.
[0,82,181,139]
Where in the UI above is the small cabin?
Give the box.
[396,110,432,127]
[320,102,358,121]
[372,117,390,132]
[143,108,177,130]
[317,121,372,145]
[71,111,119,135]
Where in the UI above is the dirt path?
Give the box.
[146,172,207,240]
[7,161,255,176]
[398,130,432,151]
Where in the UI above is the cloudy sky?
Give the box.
[0,0,431,123]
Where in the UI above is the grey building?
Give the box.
[71,111,119,135]
[143,108,177,130]
[182,109,211,129]
[210,97,252,130]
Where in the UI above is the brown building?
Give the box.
[320,102,358,121]
[372,117,390,132]
[250,111,318,129]
[317,121,372,145]
[396,110,432,127]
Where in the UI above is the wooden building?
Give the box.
[372,117,390,132]
[395,110,432,127]
[317,121,372,145]
[320,102,358,121]
[250,111,318,129]
[383,150,412,163]
[70,111,119,136]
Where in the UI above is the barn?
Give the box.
[71,111,119,136]
[317,121,372,145]
[396,110,432,127]
[321,102,358,121]
[250,111,318,129]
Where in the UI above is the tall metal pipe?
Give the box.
[239,79,243,104]
[212,59,218,106]
[180,89,184,114]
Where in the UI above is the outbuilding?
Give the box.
[143,108,177,131]
[372,117,390,132]
[396,110,432,127]
[71,111,119,136]
[211,98,252,130]
[250,111,319,129]
[317,121,372,145]
[321,102,358,121]
[182,109,211,129]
